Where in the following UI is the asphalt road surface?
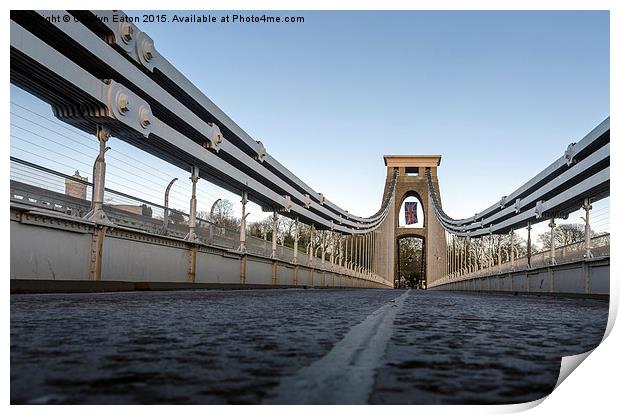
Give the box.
[10,288,608,404]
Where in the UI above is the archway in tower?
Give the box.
[397,236,426,289]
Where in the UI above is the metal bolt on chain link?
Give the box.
[139,107,151,128]
[142,38,154,61]
[120,23,134,43]
[117,93,129,114]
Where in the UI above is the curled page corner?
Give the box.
[505,349,597,413]
[554,349,594,390]
[501,396,547,413]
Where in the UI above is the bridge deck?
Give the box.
[10,289,608,404]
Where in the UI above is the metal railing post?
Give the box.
[360,233,364,273]
[549,218,557,265]
[356,234,360,273]
[271,211,278,259]
[465,237,470,274]
[459,237,462,276]
[361,233,366,274]
[526,222,532,269]
[371,231,375,275]
[497,234,502,270]
[452,235,456,277]
[445,232,448,277]
[366,233,369,274]
[238,191,248,253]
[309,224,314,265]
[185,165,199,242]
[510,228,515,271]
[321,231,326,264]
[448,232,452,277]
[84,125,113,225]
[358,234,362,273]
[352,234,356,275]
[583,198,594,259]
[490,236,494,273]
[293,217,299,264]
[344,236,349,269]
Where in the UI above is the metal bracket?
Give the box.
[52,80,151,138]
[184,232,200,243]
[95,10,157,72]
[535,200,545,219]
[500,196,507,208]
[282,195,292,212]
[256,141,266,162]
[106,80,152,137]
[205,123,223,152]
[564,142,576,166]
[83,208,114,227]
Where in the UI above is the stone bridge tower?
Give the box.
[383,155,447,288]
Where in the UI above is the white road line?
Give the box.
[264,289,411,404]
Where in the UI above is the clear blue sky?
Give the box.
[10,11,609,231]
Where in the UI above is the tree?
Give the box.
[446,233,529,272]
[538,223,586,249]
[209,199,239,230]
[249,217,272,239]
[248,215,303,249]
[280,217,296,247]
[398,237,424,288]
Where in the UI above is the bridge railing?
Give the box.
[513,234,610,270]
[10,159,391,285]
[431,233,610,287]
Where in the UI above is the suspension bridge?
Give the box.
[9,10,610,404]
[9,10,609,296]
